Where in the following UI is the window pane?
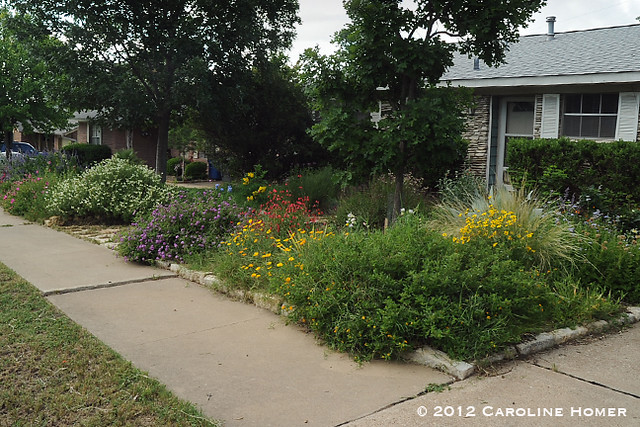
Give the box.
[506,101,534,135]
[582,94,600,114]
[601,94,619,114]
[581,116,599,137]
[564,94,581,113]
[600,117,616,138]
[563,116,581,137]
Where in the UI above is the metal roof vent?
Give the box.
[546,16,556,40]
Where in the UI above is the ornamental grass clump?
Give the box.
[432,185,581,271]
[118,189,245,263]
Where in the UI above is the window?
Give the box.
[562,94,618,138]
[90,125,102,145]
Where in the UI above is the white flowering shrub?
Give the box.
[47,157,169,223]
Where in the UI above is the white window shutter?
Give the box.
[540,94,560,138]
[615,92,640,141]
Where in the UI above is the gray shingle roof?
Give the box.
[443,24,640,81]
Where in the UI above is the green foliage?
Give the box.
[167,157,185,177]
[265,216,616,361]
[184,161,207,180]
[1,172,60,222]
[46,158,169,223]
[113,148,144,165]
[61,143,112,168]
[0,9,72,146]
[430,185,581,271]
[17,0,302,179]
[507,137,640,223]
[300,0,545,217]
[234,165,270,207]
[199,56,327,180]
[570,223,640,304]
[335,174,428,230]
[285,166,340,213]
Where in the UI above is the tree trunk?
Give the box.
[392,139,406,223]
[3,130,12,160]
[155,109,170,183]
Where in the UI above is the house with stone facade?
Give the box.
[442,19,640,187]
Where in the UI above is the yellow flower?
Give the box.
[247,172,255,178]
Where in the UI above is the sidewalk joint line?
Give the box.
[42,274,179,297]
[532,362,640,399]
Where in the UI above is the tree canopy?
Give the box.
[9,0,300,179]
[0,8,71,157]
[196,56,327,179]
[301,0,546,219]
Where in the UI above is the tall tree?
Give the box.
[301,0,546,220]
[198,56,326,179]
[10,0,300,180]
[0,8,71,158]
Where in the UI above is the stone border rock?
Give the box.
[153,261,640,382]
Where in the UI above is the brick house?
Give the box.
[15,111,160,169]
[442,19,640,187]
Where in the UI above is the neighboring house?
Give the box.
[442,19,640,187]
[14,111,160,169]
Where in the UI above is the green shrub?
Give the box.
[113,149,144,165]
[234,165,270,207]
[507,138,640,222]
[167,157,186,177]
[570,222,640,304]
[46,158,169,223]
[285,166,340,213]
[184,161,207,180]
[1,172,60,222]
[61,143,112,168]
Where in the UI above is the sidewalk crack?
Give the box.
[532,362,640,399]
[42,274,179,297]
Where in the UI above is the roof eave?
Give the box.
[442,71,640,89]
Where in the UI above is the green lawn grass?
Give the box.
[0,262,218,426]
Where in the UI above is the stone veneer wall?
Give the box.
[462,95,491,178]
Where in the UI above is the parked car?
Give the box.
[1,141,38,157]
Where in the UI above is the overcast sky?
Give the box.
[289,0,639,62]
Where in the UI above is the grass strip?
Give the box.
[0,262,218,426]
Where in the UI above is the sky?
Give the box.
[288,0,639,62]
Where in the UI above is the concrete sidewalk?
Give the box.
[1,208,638,426]
[0,210,450,426]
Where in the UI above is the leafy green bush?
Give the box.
[113,149,144,165]
[1,172,60,222]
[167,157,185,177]
[61,143,112,168]
[234,165,270,206]
[184,161,207,180]
[285,166,340,213]
[569,222,640,304]
[507,138,640,222]
[47,158,169,223]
